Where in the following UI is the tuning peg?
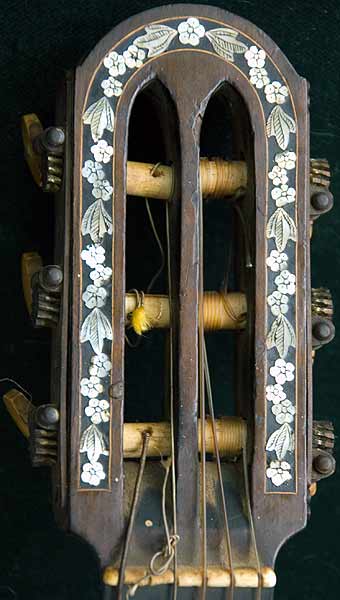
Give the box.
[21,253,63,327]
[3,389,59,467]
[312,421,336,482]
[311,288,335,349]
[31,265,63,328]
[310,159,333,224]
[29,404,59,467]
[21,113,64,193]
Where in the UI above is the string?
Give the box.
[198,185,207,600]
[0,378,32,402]
[165,201,178,600]
[203,341,235,599]
[126,458,179,598]
[241,429,262,600]
[117,431,150,600]
[145,198,165,294]
[125,168,165,342]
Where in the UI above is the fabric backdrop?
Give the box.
[0,1,339,599]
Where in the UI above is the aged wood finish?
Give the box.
[42,4,312,598]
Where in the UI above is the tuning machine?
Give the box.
[21,113,65,192]
[312,421,336,483]
[311,287,335,350]
[22,251,63,328]
[310,159,333,228]
[3,389,59,467]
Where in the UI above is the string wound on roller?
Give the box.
[4,5,336,600]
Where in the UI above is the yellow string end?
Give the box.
[130,305,151,336]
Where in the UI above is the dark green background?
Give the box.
[0,1,339,598]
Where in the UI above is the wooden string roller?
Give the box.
[125,291,247,331]
[124,417,246,458]
[126,158,247,200]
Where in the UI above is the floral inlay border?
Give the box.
[79,16,298,492]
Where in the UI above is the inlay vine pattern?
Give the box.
[79,16,297,491]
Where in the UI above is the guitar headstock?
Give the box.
[3,5,336,598]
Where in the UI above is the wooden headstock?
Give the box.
[4,5,336,599]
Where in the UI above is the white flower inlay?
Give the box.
[103,51,126,76]
[91,140,113,163]
[80,19,299,489]
[80,376,104,399]
[92,178,113,201]
[268,165,288,186]
[85,398,110,424]
[89,264,112,287]
[267,290,289,316]
[82,284,107,309]
[275,270,296,295]
[265,81,288,104]
[271,399,295,424]
[270,359,295,385]
[81,244,105,269]
[177,18,205,46]
[271,184,296,207]
[249,66,270,89]
[266,250,288,272]
[266,384,287,404]
[89,352,112,378]
[101,76,123,98]
[266,460,292,487]
[81,461,106,486]
[123,44,145,68]
[82,160,105,183]
[244,45,266,68]
[275,151,296,170]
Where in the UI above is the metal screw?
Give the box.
[41,266,63,289]
[44,127,65,148]
[312,320,332,342]
[313,453,335,476]
[311,190,333,212]
[36,405,60,428]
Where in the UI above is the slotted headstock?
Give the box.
[4,5,336,599]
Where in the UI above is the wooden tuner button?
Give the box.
[3,389,33,439]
